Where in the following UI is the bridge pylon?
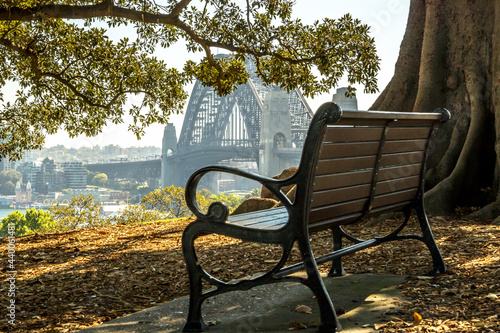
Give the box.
[161,124,178,188]
[259,91,293,177]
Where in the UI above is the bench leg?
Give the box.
[415,201,447,275]
[298,239,342,332]
[328,226,346,277]
[182,226,208,332]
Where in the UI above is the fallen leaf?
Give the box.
[485,293,498,300]
[289,321,307,329]
[295,305,312,314]
[413,312,423,325]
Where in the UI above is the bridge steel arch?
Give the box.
[167,57,313,187]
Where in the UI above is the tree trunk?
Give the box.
[371,0,499,217]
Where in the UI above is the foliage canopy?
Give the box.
[0,208,56,237]
[0,0,379,159]
[0,169,22,195]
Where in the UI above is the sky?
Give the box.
[5,0,411,149]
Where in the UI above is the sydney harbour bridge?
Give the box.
[88,56,326,188]
[161,56,313,188]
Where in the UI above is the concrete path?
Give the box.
[79,274,407,333]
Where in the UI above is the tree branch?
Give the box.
[0,2,177,24]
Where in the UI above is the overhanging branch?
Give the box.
[0,1,177,24]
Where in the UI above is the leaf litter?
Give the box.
[0,215,498,332]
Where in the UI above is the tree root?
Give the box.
[466,201,500,221]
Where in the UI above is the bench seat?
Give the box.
[227,207,288,230]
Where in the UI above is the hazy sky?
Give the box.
[8,0,411,148]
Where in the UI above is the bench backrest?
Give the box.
[296,103,449,231]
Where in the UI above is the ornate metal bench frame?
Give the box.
[181,102,450,332]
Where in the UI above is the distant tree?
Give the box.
[0,1,379,160]
[198,189,213,200]
[142,185,194,218]
[115,204,167,225]
[50,194,108,229]
[92,173,108,187]
[0,170,22,195]
[137,185,151,195]
[209,193,245,213]
[87,170,100,185]
[245,188,261,199]
[0,209,56,237]
[2,181,16,195]
[0,211,28,236]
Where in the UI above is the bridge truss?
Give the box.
[177,57,314,154]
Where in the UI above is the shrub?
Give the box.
[0,209,56,237]
[50,194,109,229]
[114,204,167,225]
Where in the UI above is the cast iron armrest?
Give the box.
[185,165,295,222]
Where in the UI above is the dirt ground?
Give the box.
[0,214,499,332]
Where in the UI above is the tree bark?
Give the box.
[372,0,498,216]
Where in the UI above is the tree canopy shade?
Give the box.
[0,0,380,160]
[372,0,500,220]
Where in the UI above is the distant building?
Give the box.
[35,157,65,194]
[104,145,122,156]
[0,158,15,171]
[15,181,32,205]
[332,87,359,111]
[0,196,14,207]
[61,161,87,189]
[17,161,40,187]
[57,188,128,203]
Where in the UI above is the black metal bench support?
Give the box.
[181,102,450,332]
[328,226,346,277]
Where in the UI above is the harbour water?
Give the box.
[0,208,27,220]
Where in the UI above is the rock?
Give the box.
[231,198,279,215]
[232,167,298,215]
[260,167,298,200]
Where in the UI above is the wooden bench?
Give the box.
[181,102,450,332]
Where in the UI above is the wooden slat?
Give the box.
[380,151,425,167]
[314,169,374,191]
[378,164,422,181]
[228,207,284,222]
[231,210,288,227]
[324,125,432,144]
[311,176,420,208]
[319,139,427,159]
[319,141,380,159]
[316,156,376,175]
[313,164,422,192]
[228,207,288,230]
[340,110,443,122]
[308,200,413,231]
[386,127,432,140]
[383,139,427,153]
[309,199,367,223]
[309,188,418,223]
[324,127,383,143]
[251,218,288,230]
[372,188,418,208]
[312,184,371,208]
[375,176,420,195]
[335,118,436,128]
[315,151,424,175]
